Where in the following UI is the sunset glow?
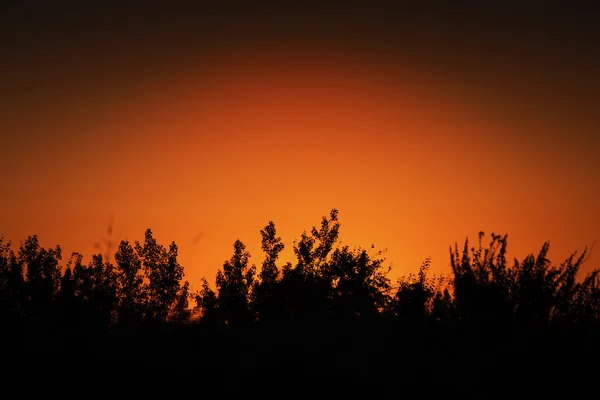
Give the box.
[2,4,599,290]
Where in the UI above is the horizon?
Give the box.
[2,210,598,291]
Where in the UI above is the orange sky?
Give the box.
[1,3,599,290]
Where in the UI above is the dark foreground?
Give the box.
[5,319,599,399]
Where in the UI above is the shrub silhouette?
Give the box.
[449,232,598,334]
[392,257,436,321]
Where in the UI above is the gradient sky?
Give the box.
[1,2,599,289]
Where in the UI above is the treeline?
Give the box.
[0,228,188,332]
[1,208,598,334]
[3,209,600,398]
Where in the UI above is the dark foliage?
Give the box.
[2,210,599,398]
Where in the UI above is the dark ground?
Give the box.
[5,319,598,399]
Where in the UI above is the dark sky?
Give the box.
[3,3,599,84]
[2,2,599,141]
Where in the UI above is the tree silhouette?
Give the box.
[214,240,255,326]
[251,221,285,322]
[114,239,144,325]
[57,263,76,329]
[0,237,26,324]
[194,277,218,326]
[136,229,184,323]
[169,280,191,322]
[329,245,391,318]
[90,253,119,328]
[18,235,61,327]
[69,253,118,330]
[282,208,340,318]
